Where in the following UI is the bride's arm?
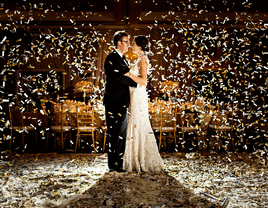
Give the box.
[126,58,147,86]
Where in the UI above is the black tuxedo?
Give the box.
[103,50,137,170]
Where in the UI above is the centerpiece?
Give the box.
[74,80,94,103]
[159,80,179,100]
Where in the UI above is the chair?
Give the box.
[9,105,39,151]
[259,122,268,143]
[23,112,46,148]
[177,106,200,152]
[47,103,72,150]
[241,104,267,152]
[150,101,177,151]
[8,105,23,151]
[207,103,234,151]
[75,105,97,152]
[255,106,268,144]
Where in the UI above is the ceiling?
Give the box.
[0,0,268,30]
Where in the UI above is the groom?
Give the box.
[103,31,137,172]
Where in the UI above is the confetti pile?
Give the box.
[0,152,267,207]
[0,153,108,207]
[165,152,268,207]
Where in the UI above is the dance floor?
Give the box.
[0,152,267,207]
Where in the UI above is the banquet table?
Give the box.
[50,99,219,151]
[148,99,217,150]
[50,101,105,150]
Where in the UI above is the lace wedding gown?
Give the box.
[123,56,164,172]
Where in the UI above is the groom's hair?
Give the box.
[113,31,129,48]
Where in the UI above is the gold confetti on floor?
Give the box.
[0,152,267,207]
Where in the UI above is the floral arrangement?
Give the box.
[74,81,94,102]
[74,81,94,94]
[159,80,179,96]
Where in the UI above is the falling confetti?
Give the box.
[0,1,267,206]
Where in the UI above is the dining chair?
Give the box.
[75,105,97,152]
[150,101,177,151]
[259,122,268,144]
[8,105,23,151]
[22,112,42,148]
[47,103,72,150]
[250,105,268,145]
[177,106,200,152]
[241,104,267,152]
[9,105,39,151]
[207,103,234,152]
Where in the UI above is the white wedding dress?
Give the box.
[123,56,164,172]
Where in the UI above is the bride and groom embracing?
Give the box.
[103,31,164,173]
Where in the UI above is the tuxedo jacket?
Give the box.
[104,50,137,111]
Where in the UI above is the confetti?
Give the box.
[0,0,267,194]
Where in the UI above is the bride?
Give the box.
[123,35,164,172]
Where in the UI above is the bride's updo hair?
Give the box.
[134,35,150,52]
